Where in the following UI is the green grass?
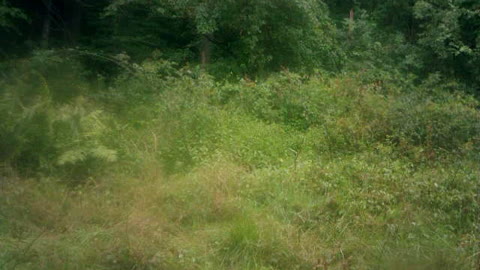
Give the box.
[0,66,479,269]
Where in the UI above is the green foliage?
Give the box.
[413,0,480,91]
[213,0,342,73]
[0,93,117,179]
[211,71,480,157]
[1,50,90,102]
[0,53,117,179]
[1,64,479,269]
[0,0,27,31]
[389,88,480,152]
[1,18,480,269]
[106,0,343,74]
[1,0,479,95]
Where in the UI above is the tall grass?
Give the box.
[0,56,479,269]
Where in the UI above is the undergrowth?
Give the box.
[0,56,479,269]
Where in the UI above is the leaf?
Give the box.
[90,146,118,163]
[58,150,86,165]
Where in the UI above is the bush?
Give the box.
[0,54,117,179]
[389,89,480,152]
[1,63,479,269]
[0,50,90,103]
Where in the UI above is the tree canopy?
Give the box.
[0,0,479,92]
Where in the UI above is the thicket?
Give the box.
[2,53,479,176]
[0,52,479,268]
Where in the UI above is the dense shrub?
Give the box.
[0,62,479,269]
[212,71,480,157]
[0,55,117,179]
[389,91,480,152]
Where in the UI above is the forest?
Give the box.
[0,0,479,269]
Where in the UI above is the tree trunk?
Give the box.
[70,0,82,45]
[200,34,213,69]
[41,0,53,49]
[349,8,354,34]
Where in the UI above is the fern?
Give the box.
[53,99,118,174]
[57,150,87,166]
[90,146,118,163]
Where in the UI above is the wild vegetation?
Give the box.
[0,1,479,269]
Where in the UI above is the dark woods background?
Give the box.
[1,0,479,94]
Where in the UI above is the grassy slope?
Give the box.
[0,71,479,270]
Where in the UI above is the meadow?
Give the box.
[1,56,479,269]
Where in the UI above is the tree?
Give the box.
[41,0,52,48]
[106,0,343,74]
[414,0,480,91]
[0,0,27,30]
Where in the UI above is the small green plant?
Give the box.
[0,54,117,179]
